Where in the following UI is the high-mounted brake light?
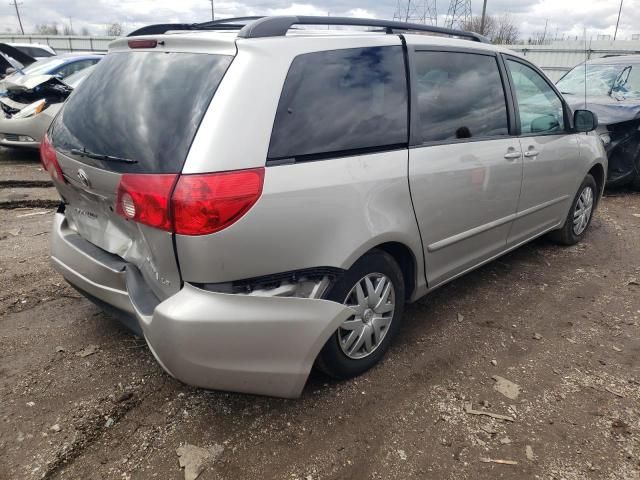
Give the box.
[39,134,65,183]
[172,168,265,235]
[128,39,158,49]
[114,168,264,235]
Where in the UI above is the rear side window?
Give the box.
[51,52,232,173]
[21,46,54,58]
[268,46,408,161]
[414,51,509,143]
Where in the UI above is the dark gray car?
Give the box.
[558,55,640,189]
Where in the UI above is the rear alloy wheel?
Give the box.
[316,250,405,379]
[549,174,597,245]
[338,273,396,360]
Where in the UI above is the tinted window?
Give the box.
[55,59,98,78]
[507,59,565,134]
[51,52,232,173]
[268,46,408,160]
[415,51,509,143]
[21,57,66,75]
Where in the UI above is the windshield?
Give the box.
[557,63,640,100]
[50,51,233,173]
[63,65,94,88]
[20,57,67,76]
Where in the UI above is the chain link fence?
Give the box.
[0,34,115,53]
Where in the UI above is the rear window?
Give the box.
[19,46,54,58]
[50,51,232,173]
[268,46,408,161]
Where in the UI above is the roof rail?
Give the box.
[127,17,264,37]
[238,16,489,43]
[127,16,489,44]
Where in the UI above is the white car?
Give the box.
[7,42,56,60]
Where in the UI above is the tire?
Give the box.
[549,174,597,246]
[316,249,405,379]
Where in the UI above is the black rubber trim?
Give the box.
[194,267,345,294]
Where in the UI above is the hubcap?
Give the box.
[573,186,594,236]
[337,273,395,360]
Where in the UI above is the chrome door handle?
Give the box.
[524,150,539,158]
[504,152,522,159]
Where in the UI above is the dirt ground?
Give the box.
[1,149,639,480]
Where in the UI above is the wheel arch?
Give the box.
[588,162,605,204]
[345,240,423,302]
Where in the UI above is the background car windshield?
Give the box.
[63,65,95,88]
[21,57,67,75]
[556,64,640,98]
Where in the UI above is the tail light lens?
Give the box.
[114,168,264,235]
[116,174,177,231]
[40,134,65,183]
[172,168,264,235]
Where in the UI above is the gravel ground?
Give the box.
[1,149,639,480]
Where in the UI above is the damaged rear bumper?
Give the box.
[50,212,352,398]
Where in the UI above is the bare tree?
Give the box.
[106,22,123,36]
[463,13,519,44]
[81,26,90,36]
[462,14,496,37]
[63,25,75,35]
[493,14,519,44]
[35,24,60,35]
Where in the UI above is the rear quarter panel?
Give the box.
[175,151,426,297]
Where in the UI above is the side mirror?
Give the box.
[5,67,15,75]
[574,109,598,133]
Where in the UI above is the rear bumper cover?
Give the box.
[50,213,351,398]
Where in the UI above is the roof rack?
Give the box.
[127,17,263,37]
[238,16,489,43]
[128,15,489,44]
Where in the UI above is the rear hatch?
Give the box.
[48,42,234,300]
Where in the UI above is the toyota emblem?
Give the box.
[77,169,91,188]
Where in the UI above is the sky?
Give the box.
[0,0,637,41]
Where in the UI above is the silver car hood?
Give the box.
[4,74,67,91]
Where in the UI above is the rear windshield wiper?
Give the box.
[71,147,138,164]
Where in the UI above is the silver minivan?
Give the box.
[44,16,607,398]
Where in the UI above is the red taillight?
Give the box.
[128,39,157,49]
[39,134,65,183]
[114,168,264,235]
[172,168,265,235]
[116,174,177,231]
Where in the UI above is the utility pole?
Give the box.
[614,0,623,40]
[480,0,487,35]
[10,0,24,34]
[209,0,214,21]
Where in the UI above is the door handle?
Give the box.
[524,150,540,158]
[504,151,522,160]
